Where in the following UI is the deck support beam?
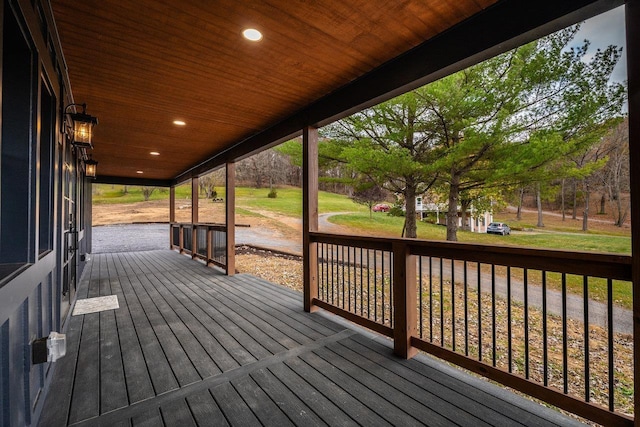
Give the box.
[169,186,175,248]
[226,162,236,275]
[393,241,417,359]
[626,0,640,424]
[303,126,319,312]
[191,177,199,258]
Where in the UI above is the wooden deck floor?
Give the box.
[39,250,583,426]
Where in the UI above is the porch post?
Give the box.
[169,186,175,248]
[393,241,417,359]
[192,177,199,258]
[303,126,319,313]
[226,162,236,275]
[626,1,640,424]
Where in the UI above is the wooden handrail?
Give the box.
[310,231,632,280]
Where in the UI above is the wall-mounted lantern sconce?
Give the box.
[85,155,98,179]
[64,103,98,148]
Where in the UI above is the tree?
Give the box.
[416,28,625,240]
[141,186,157,201]
[323,91,441,238]
[351,183,387,219]
[593,118,629,227]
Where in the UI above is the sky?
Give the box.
[573,5,627,83]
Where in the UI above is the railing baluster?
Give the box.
[389,250,393,326]
[429,257,433,342]
[464,261,468,357]
[478,262,482,362]
[607,278,614,412]
[543,271,548,387]
[331,244,335,306]
[562,273,568,394]
[584,275,590,402]
[348,246,352,312]
[419,256,424,339]
[341,245,345,309]
[360,247,364,316]
[507,266,512,373]
[492,264,496,367]
[440,257,444,346]
[367,249,371,320]
[373,249,377,322]
[524,269,529,379]
[451,259,456,352]
[382,250,385,325]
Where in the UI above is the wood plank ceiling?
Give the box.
[52,0,497,182]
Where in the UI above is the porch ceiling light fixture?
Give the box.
[84,155,98,179]
[65,103,98,148]
[242,28,262,41]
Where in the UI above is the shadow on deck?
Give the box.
[39,250,583,426]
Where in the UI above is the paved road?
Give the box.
[92,222,632,334]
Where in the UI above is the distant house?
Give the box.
[406,195,493,233]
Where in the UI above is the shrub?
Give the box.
[267,188,278,198]
[388,201,405,217]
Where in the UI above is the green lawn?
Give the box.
[235,186,369,216]
[330,212,631,254]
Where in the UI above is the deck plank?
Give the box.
[118,275,179,394]
[231,374,296,427]
[299,351,423,426]
[283,357,391,426]
[267,362,358,426]
[109,277,156,404]
[136,274,219,379]
[185,389,230,426]
[210,383,262,427]
[149,272,256,368]
[159,398,197,427]
[131,408,163,427]
[164,275,300,354]
[126,275,201,386]
[68,313,100,424]
[99,307,129,413]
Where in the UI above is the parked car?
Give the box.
[487,222,511,235]
[372,203,390,212]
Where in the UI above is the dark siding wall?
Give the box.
[0,1,91,425]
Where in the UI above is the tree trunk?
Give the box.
[599,194,606,215]
[561,179,565,221]
[536,184,544,227]
[572,179,577,220]
[582,185,590,232]
[614,188,628,227]
[403,185,417,238]
[516,187,524,221]
[446,175,460,241]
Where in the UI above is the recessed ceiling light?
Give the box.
[242,28,262,42]
[173,120,186,126]
[136,170,144,174]
[150,151,160,156]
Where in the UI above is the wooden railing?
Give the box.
[170,223,227,268]
[309,232,634,426]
